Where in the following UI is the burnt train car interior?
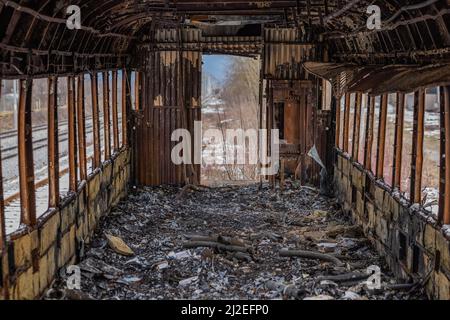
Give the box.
[0,0,449,301]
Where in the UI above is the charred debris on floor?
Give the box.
[48,181,427,300]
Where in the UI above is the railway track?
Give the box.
[0,115,122,161]
[0,116,94,140]
[1,116,121,161]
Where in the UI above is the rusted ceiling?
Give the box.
[0,0,449,77]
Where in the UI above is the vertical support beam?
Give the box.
[352,93,362,159]
[77,75,87,182]
[0,82,7,296]
[442,86,450,225]
[0,81,5,249]
[439,86,446,224]
[48,76,59,208]
[364,95,375,171]
[376,94,388,178]
[102,71,111,160]
[393,93,405,189]
[335,95,341,148]
[91,73,101,168]
[0,78,8,300]
[343,93,350,153]
[411,89,425,204]
[18,79,36,227]
[121,69,129,148]
[67,77,78,191]
[258,39,265,189]
[112,70,119,153]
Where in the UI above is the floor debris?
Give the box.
[48,182,427,300]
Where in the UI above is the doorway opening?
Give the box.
[201,55,261,186]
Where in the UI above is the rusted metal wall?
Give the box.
[263,28,328,186]
[268,79,328,186]
[264,28,318,80]
[135,29,202,186]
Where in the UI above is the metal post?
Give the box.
[18,79,36,227]
[77,75,87,182]
[67,77,77,190]
[102,71,111,160]
[364,95,375,171]
[122,69,128,148]
[91,73,101,168]
[393,93,405,189]
[442,86,450,225]
[376,94,388,179]
[411,89,425,204]
[343,93,350,153]
[352,93,362,160]
[112,70,119,153]
[47,76,59,208]
[335,95,341,148]
[0,81,6,249]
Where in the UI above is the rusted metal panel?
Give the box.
[136,29,202,186]
[47,76,59,208]
[67,76,78,190]
[76,76,87,182]
[442,86,450,225]
[393,93,405,189]
[270,79,324,185]
[376,94,388,179]
[18,79,36,227]
[263,28,317,80]
[410,89,425,204]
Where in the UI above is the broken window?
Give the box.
[339,96,345,150]
[0,80,21,233]
[358,94,368,164]
[274,102,285,141]
[118,70,124,147]
[57,77,70,195]
[84,74,95,173]
[383,94,397,186]
[421,87,440,216]
[98,73,105,162]
[108,71,115,151]
[131,71,136,110]
[31,78,49,216]
[322,80,332,111]
[401,93,414,199]
[371,96,381,175]
[348,94,355,157]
